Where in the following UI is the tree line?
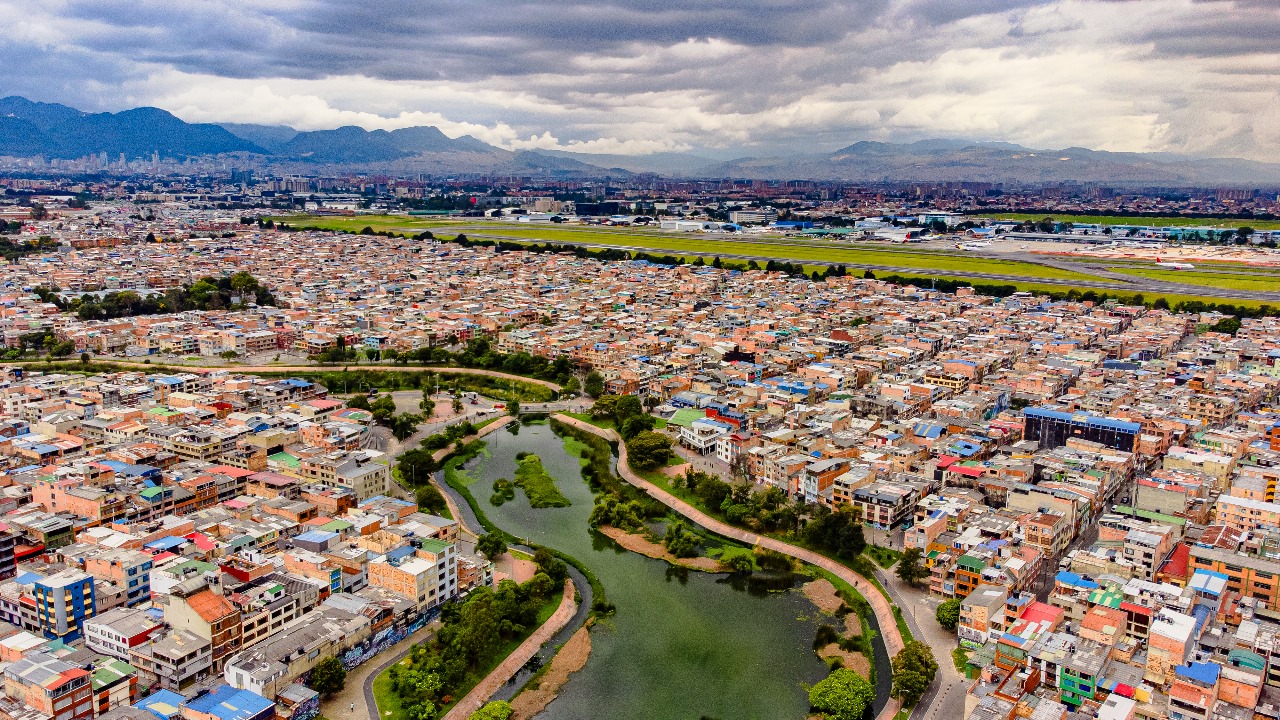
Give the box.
[35,272,276,321]
[385,570,563,719]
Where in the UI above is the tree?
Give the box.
[613,394,643,424]
[29,203,48,221]
[507,398,520,416]
[584,370,605,398]
[415,485,447,515]
[936,598,961,630]
[307,656,346,697]
[664,520,699,558]
[626,431,673,470]
[896,547,928,587]
[892,641,939,707]
[476,534,508,560]
[1210,317,1242,335]
[347,394,372,410]
[370,394,397,422]
[397,449,439,486]
[79,352,90,364]
[391,413,421,441]
[468,701,512,720]
[452,396,465,415]
[808,668,875,720]
[1153,297,1171,311]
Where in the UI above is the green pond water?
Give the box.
[459,422,843,720]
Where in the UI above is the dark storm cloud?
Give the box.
[54,0,891,82]
[0,0,1277,159]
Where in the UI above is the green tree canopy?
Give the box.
[808,668,876,720]
[936,598,961,630]
[307,656,346,697]
[584,370,605,398]
[896,548,928,587]
[891,641,939,707]
[626,431,673,470]
[477,534,508,560]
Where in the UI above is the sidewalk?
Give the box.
[875,559,970,720]
[321,620,440,720]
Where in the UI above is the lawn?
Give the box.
[372,664,412,720]
[561,411,616,430]
[271,215,511,234]
[1107,266,1280,292]
[986,212,1280,230]
[866,545,902,569]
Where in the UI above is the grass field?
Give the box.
[470,228,1100,281]
[270,215,510,234]
[1108,267,1280,292]
[987,212,1280,230]
[276,213,1277,305]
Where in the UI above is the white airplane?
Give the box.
[1156,257,1195,270]
[956,242,991,251]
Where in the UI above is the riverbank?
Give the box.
[434,421,834,719]
[551,413,904,720]
[508,626,592,720]
[441,578,579,720]
[597,525,722,572]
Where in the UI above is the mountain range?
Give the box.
[4,95,1280,185]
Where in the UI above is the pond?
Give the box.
[453,422,890,720]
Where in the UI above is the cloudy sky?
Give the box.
[1,0,1277,159]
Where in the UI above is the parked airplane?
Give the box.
[1156,257,1195,270]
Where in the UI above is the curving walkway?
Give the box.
[442,578,579,720]
[554,414,907,720]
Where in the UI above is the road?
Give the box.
[464,231,1280,301]
[64,358,565,391]
[873,562,969,720]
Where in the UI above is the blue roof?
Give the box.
[294,530,338,544]
[136,690,187,719]
[281,379,313,388]
[1174,661,1220,686]
[1054,570,1099,589]
[185,685,275,720]
[143,537,186,552]
[387,545,416,562]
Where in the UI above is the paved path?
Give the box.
[442,578,579,720]
[62,359,565,391]
[322,619,440,720]
[552,414,907,663]
[429,415,515,463]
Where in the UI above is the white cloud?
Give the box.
[1,0,1278,160]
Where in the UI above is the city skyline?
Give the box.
[2,0,1278,161]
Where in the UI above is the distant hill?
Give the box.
[5,96,1280,184]
[219,123,299,151]
[537,149,719,176]
[0,96,262,158]
[700,140,1280,185]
